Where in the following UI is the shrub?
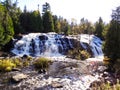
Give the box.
[34,57,51,69]
[103,56,110,65]
[0,59,16,72]
[12,58,22,67]
[91,80,120,90]
[113,59,120,74]
[80,50,90,60]
[67,48,90,60]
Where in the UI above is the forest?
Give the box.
[0,0,120,89]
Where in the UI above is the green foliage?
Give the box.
[103,56,111,65]
[53,15,61,33]
[0,59,16,72]
[104,20,120,63]
[95,17,104,39]
[59,18,71,35]
[91,80,120,90]
[0,56,33,72]
[42,11,54,32]
[102,24,110,40]
[34,57,51,69]
[2,0,22,34]
[20,10,43,33]
[79,18,94,34]
[42,2,51,14]
[104,6,120,72]
[0,3,14,50]
[67,48,90,60]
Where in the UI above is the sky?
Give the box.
[17,0,120,24]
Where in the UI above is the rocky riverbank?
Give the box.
[0,56,109,90]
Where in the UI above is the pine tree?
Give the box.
[104,6,120,71]
[42,11,54,33]
[95,17,104,39]
[0,3,14,49]
[53,15,61,33]
[30,10,42,32]
[2,0,22,34]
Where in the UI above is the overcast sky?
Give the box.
[17,0,120,23]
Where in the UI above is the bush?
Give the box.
[80,50,90,60]
[103,56,110,65]
[34,57,51,69]
[0,59,16,72]
[113,59,120,74]
[91,80,120,90]
[67,48,90,60]
[12,58,22,67]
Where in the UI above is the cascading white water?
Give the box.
[11,33,103,57]
[10,33,104,90]
[80,34,103,57]
[11,33,73,57]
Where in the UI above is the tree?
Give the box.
[2,0,22,34]
[59,18,71,35]
[42,11,54,33]
[42,2,51,14]
[53,15,61,33]
[29,10,42,32]
[104,6,120,71]
[0,3,14,49]
[94,17,104,39]
[20,7,43,33]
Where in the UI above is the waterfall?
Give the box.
[80,34,103,57]
[12,33,73,57]
[11,33,103,57]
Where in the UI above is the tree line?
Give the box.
[0,0,120,72]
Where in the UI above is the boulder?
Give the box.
[11,73,28,83]
[51,81,63,88]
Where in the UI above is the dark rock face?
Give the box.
[3,39,14,52]
[39,35,48,41]
[14,35,22,40]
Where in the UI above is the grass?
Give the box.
[91,80,120,90]
[34,57,51,70]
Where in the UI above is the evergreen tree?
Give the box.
[94,17,104,39]
[104,6,120,71]
[59,18,71,35]
[20,8,42,33]
[2,0,22,34]
[0,4,14,49]
[42,2,51,14]
[42,11,54,33]
[53,15,61,33]
[30,10,42,32]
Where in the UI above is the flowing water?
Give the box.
[1,33,104,90]
[11,33,103,57]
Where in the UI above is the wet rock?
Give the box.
[97,66,107,73]
[22,54,28,59]
[38,69,46,74]
[90,80,102,88]
[11,73,28,83]
[39,35,48,40]
[12,68,21,71]
[51,81,63,88]
[102,72,109,77]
